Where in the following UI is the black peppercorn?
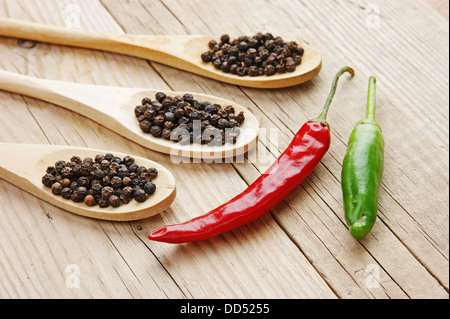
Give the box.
[98,197,109,208]
[108,195,121,208]
[173,108,184,119]
[235,111,245,124]
[76,186,88,198]
[77,176,90,187]
[51,182,63,195]
[80,163,90,176]
[111,176,123,189]
[221,61,230,73]
[122,176,132,187]
[46,166,57,176]
[217,118,229,129]
[143,182,156,195]
[248,65,259,76]
[122,186,135,198]
[55,161,66,173]
[212,58,222,69]
[61,178,71,188]
[236,67,246,76]
[121,155,134,166]
[70,181,78,191]
[162,128,172,140]
[220,34,230,43]
[286,59,296,72]
[91,167,105,180]
[155,92,166,103]
[104,153,114,161]
[42,173,56,188]
[90,183,103,196]
[110,157,121,165]
[61,187,72,199]
[101,176,111,187]
[116,165,129,178]
[141,97,151,106]
[70,156,82,164]
[101,186,114,200]
[84,195,96,207]
[71,187,86,202]
[276,62,286,73]
[265,64,276,76]
[238,41,248,52]
[60,166,73,179]
[109,162,119,171]
[134,188,147,203]
[204,104,217,114]
[208,39,217,49]
[182,93,194,102]
[128,163,139,173]
[230,64,238,74]
[153,115,165,126]
[201,51,212,62]
[135,105,144,117]
[95,154,105,163]
[120,196,132,205]
[150,126,162,137]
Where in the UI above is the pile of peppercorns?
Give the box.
[135,92,245,146]
[41,154,157,208]
[201,32,304,76]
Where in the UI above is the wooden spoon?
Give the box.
[0,70,259,159]
[0,143,176,221]
[0,17,322,89]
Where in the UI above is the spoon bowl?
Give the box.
[0,143,176,221]
[0,17,322,88]
[0,70,259,159]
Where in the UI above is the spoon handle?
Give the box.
[0,69,132,115]
[0,17,204,68]
[0,17,147,55]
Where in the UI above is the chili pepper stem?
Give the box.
[366,76,377,121]
[311,66,355,125]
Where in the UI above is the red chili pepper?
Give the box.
[148,67,354,244]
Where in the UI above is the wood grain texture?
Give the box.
[0,0,448,299]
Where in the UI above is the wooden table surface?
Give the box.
[0,0,448,299]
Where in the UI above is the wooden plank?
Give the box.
[100,0,449,298]
[0,0,336,298]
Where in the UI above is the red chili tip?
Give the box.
[147,227,168,241]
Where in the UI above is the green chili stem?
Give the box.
[366,76,377,121]
[313,66,355,124]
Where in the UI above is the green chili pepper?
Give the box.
[341,76,384,239]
